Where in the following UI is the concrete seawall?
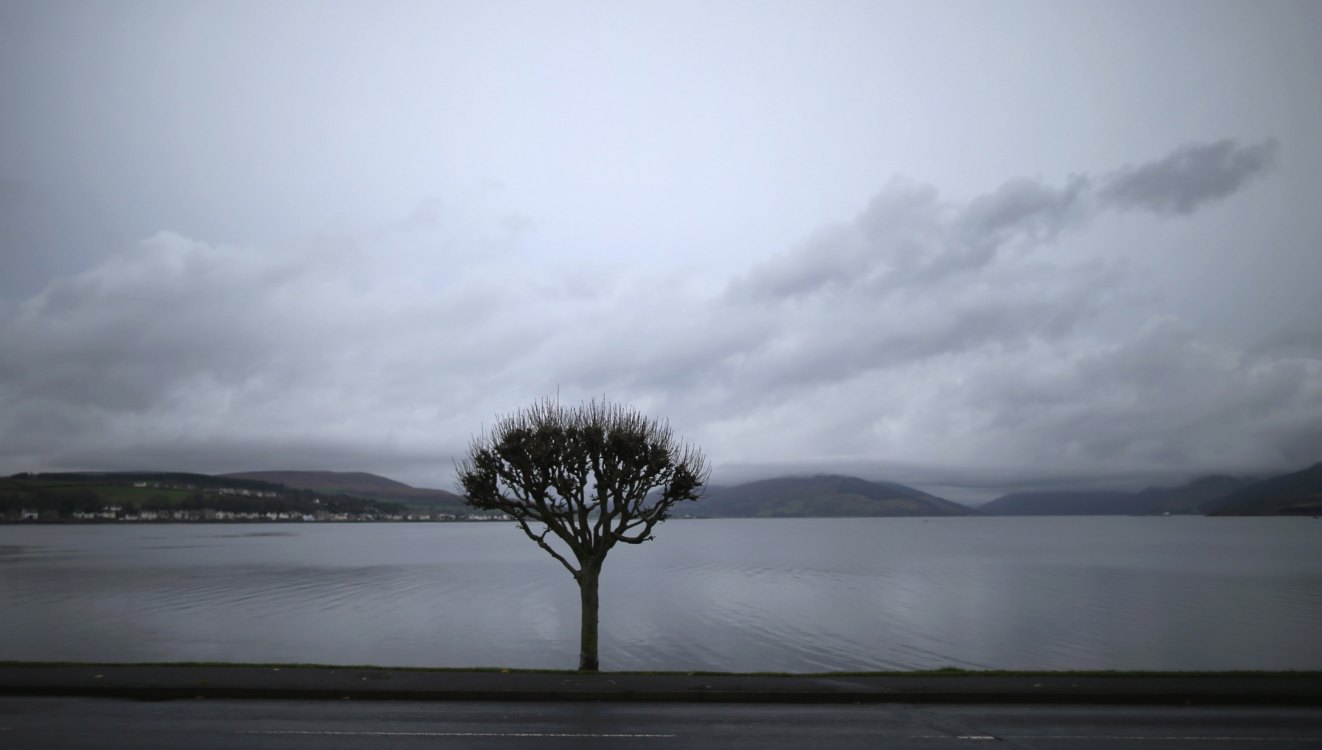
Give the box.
[3,664,1320,705]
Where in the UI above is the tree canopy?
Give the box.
[457,398,708,670]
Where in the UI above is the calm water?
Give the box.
[1,518,1319,672]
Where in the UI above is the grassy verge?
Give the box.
[2,661,1318,679]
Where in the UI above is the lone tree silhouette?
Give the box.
[457,398,709,671]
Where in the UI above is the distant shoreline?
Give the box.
[0,517,508,525]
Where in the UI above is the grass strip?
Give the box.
[2,661,1318,679]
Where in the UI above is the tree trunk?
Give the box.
[577,564,600,671]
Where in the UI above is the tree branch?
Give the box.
[513,514,579,577]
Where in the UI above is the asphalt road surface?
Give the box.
[2,697,1320,749]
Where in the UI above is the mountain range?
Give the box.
[226,471,972,517]
[1203,461,1322,516]
[978,474,1259,516]
[695,474,973,517]
[67,459,1322,519]
[978,463,1322,516]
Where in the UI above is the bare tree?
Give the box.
[456,398,709,671]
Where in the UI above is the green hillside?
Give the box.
[1,472,406,519]
[222,470,468,513]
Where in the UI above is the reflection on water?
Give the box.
[1,518,1319,671]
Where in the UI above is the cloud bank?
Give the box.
[1,140,1316,496]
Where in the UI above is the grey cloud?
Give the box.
[732,173,1095,305]
[918,174,1092,287]
[444,143,1305,481]
[1,140,1312,496]
[0,176,121,295]
[1251,320,1322,359]
[728,179,942,301]
[677,142,1308,488]
[399,197,445,233]
[954,175,1091,248]
[3,0,1316,499]
[968,319,1322,475]
[740,267,1115,398]
[1,233,320,412]
[734,140,1278,307]
[0,225,600,483]
[1100,139,1279,215]
[49,435,449,483]
[711,171,1124,405]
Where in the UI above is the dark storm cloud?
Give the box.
[1100,139,1279,215]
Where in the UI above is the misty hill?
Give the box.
[978,490,1144,516]
[980,474,1257,516]
[1138,474,1259,514]
[696,475,974,518]
[223,470,467,512]
[1203,461,1322,516]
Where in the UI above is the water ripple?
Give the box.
[2,518,1320,670]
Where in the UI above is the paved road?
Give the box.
[2,697,1320,749]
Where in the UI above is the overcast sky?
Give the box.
[2,0,1320,500]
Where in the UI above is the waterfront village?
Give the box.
[0,477,510,524]
[5,506,509,523]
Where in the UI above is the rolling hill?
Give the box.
[979,474,1258,516]
[1202,461,1322,515]
[223,471,468,512]
[1137,474,1259,514]
[978,490,1143,516]
[1,471,407,517]
[696,474,974,518]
